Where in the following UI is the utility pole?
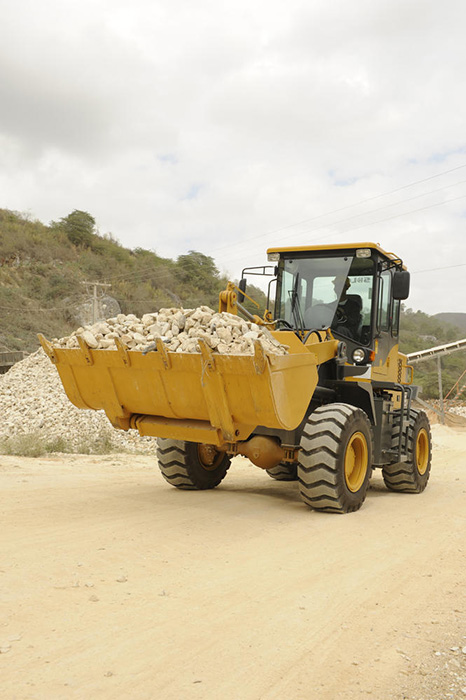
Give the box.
[82,281,111,323]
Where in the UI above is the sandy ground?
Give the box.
[1,424,465,700]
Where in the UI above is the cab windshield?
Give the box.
[276,254,375,344]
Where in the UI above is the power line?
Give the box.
[220,191,466,266]
[411,262,466,274]
[86,265,181,290]
[316,191,466,238]
[256,178,466,249]
[104,264,173,282]
[210,161,466,255]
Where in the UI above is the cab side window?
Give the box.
[378,271,392,331]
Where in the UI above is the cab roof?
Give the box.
[266,242,405,268]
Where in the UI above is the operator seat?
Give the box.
[332,293,363,340]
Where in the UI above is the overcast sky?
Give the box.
[1,0,466,315]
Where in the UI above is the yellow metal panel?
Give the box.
[130,416,226,445]
[266,242,406,268]
[267,241,384,254]
[269,331,339,364]
[372,344,401,383]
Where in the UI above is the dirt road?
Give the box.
[1,424,465,700]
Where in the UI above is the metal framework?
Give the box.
[407,338,466,424]
[407,338,466,364]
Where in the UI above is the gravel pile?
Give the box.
[0,350,154,453]
[449,403,466,417]
[51,306,288,356]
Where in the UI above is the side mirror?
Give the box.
[238,278,247,303]
[393,270,410,300]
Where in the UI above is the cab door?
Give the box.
[372,268,401,382]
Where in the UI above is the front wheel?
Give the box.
[156,439,231,490]
[298,404,372,513]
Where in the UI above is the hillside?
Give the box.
[1,208,464,398]
[0,208,265,352]
[434,312,466,333]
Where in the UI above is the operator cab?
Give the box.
[265,243,410,364]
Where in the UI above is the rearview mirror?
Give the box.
[238,278,247,303]
[393,270,410,300]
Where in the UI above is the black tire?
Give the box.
[266,462,298,481]
[156,439,231,490]
[298,403,372,513]
[382,409,431,493]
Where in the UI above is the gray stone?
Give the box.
[51,306,289,359]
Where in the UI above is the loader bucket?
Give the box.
[38,333,337,446]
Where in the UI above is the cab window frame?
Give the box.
[377,269,392,333]
[274,249,376,345]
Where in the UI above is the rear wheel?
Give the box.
[266,462,298,481]
[382,409,432,493]
[298,404,372,513]
[156,439,231,490]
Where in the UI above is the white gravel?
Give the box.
[449,404,466,417]
[0,350,154,453]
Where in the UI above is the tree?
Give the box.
[54,210,96,248]
[176,251,220,291]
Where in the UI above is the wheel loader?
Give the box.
[39,242,432,513]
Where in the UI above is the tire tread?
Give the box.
[298,403,372,514]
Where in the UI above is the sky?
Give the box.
[1,0,466,315]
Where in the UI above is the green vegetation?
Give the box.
[400,307,466,399]
[0,207,464,398]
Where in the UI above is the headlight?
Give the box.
[356,248,371,258]
[352,348,366,364]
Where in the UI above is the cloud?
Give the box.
[1,0,466,313]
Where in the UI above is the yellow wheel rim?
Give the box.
[344,432,368,492]
[416,429,429,475]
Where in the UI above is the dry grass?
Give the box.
[0,431,138,457]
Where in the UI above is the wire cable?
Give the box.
[247,178,466,250]
[411,262,466,274]
[219,191,466,266]
[210,161,466,254]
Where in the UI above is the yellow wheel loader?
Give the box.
[39,242,432,513]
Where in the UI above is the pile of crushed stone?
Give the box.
[51,306,288,356]
[0,350,154,454]
[449,402,466,418]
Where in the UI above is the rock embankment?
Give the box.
[51,306,288,356]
